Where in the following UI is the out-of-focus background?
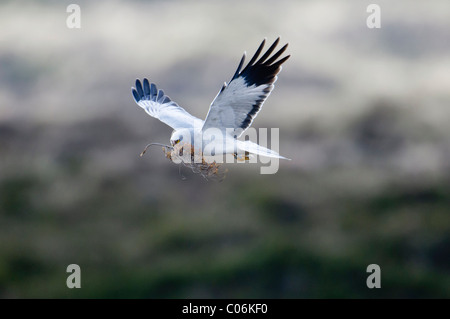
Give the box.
[1,0,449,298]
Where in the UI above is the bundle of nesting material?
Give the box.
[140,142,226,180]
[165,143,226,180]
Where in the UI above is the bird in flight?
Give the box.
[132,37,290,163]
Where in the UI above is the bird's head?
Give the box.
[170,131,184,147]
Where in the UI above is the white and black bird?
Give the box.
[132,37,290,160]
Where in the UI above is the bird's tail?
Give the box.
[237,140,290,160]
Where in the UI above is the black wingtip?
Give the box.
[131,78,175,106]
[131,88,140,103]
[135,79,144,98]
[257,38,280,64]
[274,54,291,67]
[264,43,289,65]
[246,38,266,68]
[231,53,246,80]
[143,78,150,95]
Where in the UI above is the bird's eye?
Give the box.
[175,139,180,144]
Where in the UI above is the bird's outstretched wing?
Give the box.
[132,79,203,130]
[202,38,290,137]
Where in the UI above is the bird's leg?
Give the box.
[235,153,251,161]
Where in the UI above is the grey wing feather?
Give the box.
[132,78,203,130]
[202,37,290,137]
